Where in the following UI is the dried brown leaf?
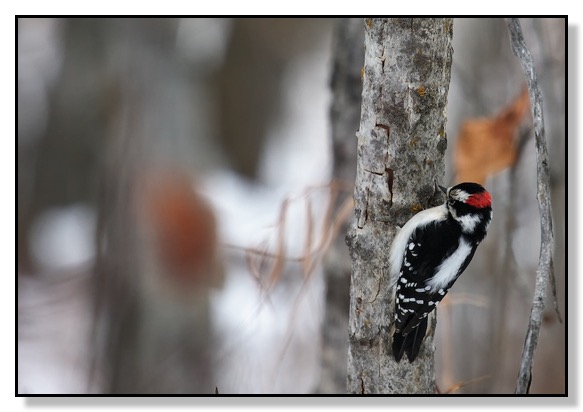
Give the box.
[454,89,530,184]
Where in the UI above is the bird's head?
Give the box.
[439,182,492,235]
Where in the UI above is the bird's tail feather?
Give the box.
[392,317,428,362]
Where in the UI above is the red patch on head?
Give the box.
[466,191,492,208]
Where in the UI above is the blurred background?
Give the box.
[17,17,565,394]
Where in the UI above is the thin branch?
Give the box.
[506,18,560,395]
[443,374,491,394]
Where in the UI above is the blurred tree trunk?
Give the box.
[346,18,453,394]
[89,18,215,394]
[318,18,364,394]
[18,18,106,273]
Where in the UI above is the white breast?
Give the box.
[425,238,472,293]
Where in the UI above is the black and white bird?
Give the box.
[389,182,492,362]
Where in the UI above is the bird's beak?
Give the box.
[438,185,447,194]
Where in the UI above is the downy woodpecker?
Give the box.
[389,182,492,362]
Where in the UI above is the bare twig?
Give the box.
[438,292,489,391]
[440,293,489,308]
[443,374,491,394]
[506,18,560,395]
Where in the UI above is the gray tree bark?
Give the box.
[346,18,453,394]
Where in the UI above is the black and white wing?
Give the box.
[392,221,477,361]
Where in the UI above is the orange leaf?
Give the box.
[454,89,530,184]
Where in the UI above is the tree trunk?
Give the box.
[346,18,453,394]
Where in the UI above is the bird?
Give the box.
[389,182,492,362]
